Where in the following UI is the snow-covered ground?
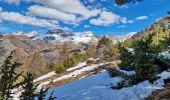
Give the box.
[36,63,105,92]
[12,62,106,99]
[34,71,56,82]
[160,53,170,59]
[53,63,104,82]
[45,69,170,100]
[116,67,135,76]
[67,61,87,71]
[14,53,170,100]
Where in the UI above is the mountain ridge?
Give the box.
[11,29,136,44]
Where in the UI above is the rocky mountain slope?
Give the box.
[132,16,170,38]
[0,34,87,77]
[0,34,52,76]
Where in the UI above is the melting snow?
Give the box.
[13,69,170,100]
[53,63,104,82]
[45,71,164,100]
[67,61,87,71]
[116,67,136,76]
[34,71,56,82]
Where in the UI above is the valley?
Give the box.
[0,0,170,100]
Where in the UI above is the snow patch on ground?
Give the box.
[45,71,165,100]
[45,63,170,100]
[116,67,136,76]
[67,61,87,71]
[159,53,170,59]
[34,71,56,82]
[53,63,104,82]
[158,71,170,79]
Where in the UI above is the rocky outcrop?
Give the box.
[0,34,88,77]
[0,34,58,76]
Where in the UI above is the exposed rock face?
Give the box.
[0,34,88,77]
[0,34,59,76]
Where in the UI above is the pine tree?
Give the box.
[0,51,56,99]
[161,33,170,53]
[119,46,134,71]
[36,88,56,100]
[47,92,56,100]
[98,36,112,46]
[20,73,56,100]
[0,51,22,100]
[37,87,48,100]
[132,34,160,82]
[96,36,118,61]
[20,73,38,100]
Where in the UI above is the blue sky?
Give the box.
[0,0,170,35]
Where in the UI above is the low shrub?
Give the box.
[55,64,66,74]
[118,46,134,71]
[86,60,94,64]
[46,62,65,73]
[111,80,126,89]
[46,53,91,73]
[107,68,122,77]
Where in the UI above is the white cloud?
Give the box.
[136,16,148,20]
[0,0,134,28]
[90,11,131,26]
[0,11,57,28]
[30,0,101,20]
[28,5,77,23]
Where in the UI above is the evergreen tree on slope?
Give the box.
[0,51,22,100]
[132,34,160,82]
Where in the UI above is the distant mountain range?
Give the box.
[12,31,38,39]
[42,29,97,44]
[105,32,136,43]
[11,29,136,44]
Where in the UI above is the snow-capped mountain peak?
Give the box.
[12,31,38,38]
[43,29,97,44]
[105,32,137,44]
[11,29,136,44]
